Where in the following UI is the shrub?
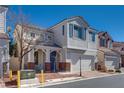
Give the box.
[115,69,121,73]
[108,69,114,72]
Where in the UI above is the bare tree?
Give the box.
[7,6,39,70]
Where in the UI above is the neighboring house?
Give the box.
[113,42,124,67]
[97,32,120,71]
[0,6,9,78]
[14,16,98,73]
[14,24,62,72]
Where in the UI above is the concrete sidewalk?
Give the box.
[0,71,120,88]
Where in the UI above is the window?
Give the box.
[74,25,82,39]
[62,25,64,36]
[100,38,106,47]
[109,41,112,48]
[90,32,95,42]
[122,48,124,51]
[82,28,86,40]
[92,33,95,42]
[69,24,73,37]
[48,35,52,40]
[69,24,86,40]
[30,33,35,38]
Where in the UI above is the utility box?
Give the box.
[20,70,35,80]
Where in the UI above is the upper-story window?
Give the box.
[100,38,106,47]
[121,48,124,51]
[74,25,83,39]
[89,32,96,42]
[30,33,35,38]
[108,40,113,48]
[40,34,44,41]
[62,25,64,36]
[69,24,86,40]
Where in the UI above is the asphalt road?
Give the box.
[45,74,124,88]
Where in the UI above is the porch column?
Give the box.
[25,47,35,69]
[28,48,34,63]
[44,49,51,72]
[45,49,50,63]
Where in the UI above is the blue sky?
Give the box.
[7,5,124,42]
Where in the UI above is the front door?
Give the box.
[50,51,56,72]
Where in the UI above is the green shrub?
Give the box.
[115,69,121,73]
[108,69,114,72]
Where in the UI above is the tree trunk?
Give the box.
[19,57,22,70]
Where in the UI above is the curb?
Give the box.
[41,73,124,87]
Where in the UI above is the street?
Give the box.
[45,74,124,88]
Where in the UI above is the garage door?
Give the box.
[81,59,92,71]
[105,56,118,70]
[68,52,93,72]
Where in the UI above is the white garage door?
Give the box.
[81,59,92,71]
[68,52,93,72]
[105,56,118,70]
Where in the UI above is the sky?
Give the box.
[7,5,124,42]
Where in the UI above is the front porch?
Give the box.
[25,45,70,73]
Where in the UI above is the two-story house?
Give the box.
[113,42,124,67]
[0,6,9,78]
[96,32,120,71]
[49,16,98,73]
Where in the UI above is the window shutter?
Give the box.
[69,24,73,37]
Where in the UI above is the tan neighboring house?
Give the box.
[0,6,9,78]
[14,24,63,72]
[96,32,121,71]
[113,42,124,67]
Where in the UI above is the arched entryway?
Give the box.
[50,51,61,72]
[34,49,46,71]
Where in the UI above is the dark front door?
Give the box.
[50,51,56,72]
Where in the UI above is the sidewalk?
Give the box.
[0,79,5,88]
[81,71,114,78]
[1,71,119,88]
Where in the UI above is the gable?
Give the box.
[48,16,89,30]
[98,32,113,41]
[67,17,89,28]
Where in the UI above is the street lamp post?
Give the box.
[79,56,82,76]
